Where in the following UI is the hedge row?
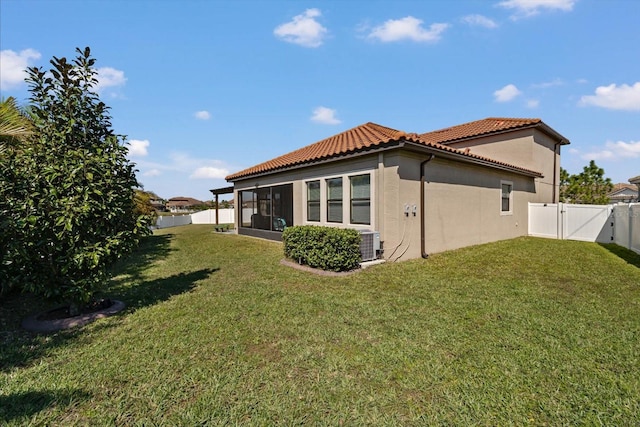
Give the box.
[282,225,362,272]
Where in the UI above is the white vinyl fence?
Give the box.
[529,203,640,253]
[612,204,640,254]
[191,208,235,224]
[155,214,192,229]
[155,209,235,229]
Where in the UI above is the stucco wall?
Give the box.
[379,153,536,260]
[230,147,542,261]
[446,129,561,203]
[232,154,381,232]
[422,157,534,255]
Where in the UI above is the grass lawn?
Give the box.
[1,225,639,425]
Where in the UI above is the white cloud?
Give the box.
[311,106,341,125]
[127,139,150,157]
[135,152,231,180]
[494,84,522,102]
[526,99,540,108]
[368,17,449,43]
[95,67,126,93]
[190,166,229,179]
[582,140,640,161]
[274,8,327,48]
[0,48,41,90]
[195,110,211,120]
[582,150,614,161]
[497,0,577,18]
[461,14,498,28]
[579,82,640,111]
[532,78,563,88]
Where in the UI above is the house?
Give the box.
[166,197,205,213]
[627,175,640,201]
[150,198,167,212]
[223,117,569,261]
[607,183,638,204]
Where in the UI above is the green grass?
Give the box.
[2,225,640,425]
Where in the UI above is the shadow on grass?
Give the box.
[116,268,219,311]
[0,233,216,372]
[598,243,640,269]
[0,388,91,424]
[109,232,219,310]
[109,233,174,284]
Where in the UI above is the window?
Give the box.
[240,190,256,227]
[326,177,343,223]
[501,181,513,214]
[239,184,293,231]
[350,174,370,224]
[307,181,320,222]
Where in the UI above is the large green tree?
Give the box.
[0,47,149,309]
[560,160,613,205]
[0,98,35,296]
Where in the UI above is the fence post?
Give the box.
[630,204,635,251]
[557,202,563,240]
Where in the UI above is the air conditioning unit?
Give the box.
[360,231,381,262]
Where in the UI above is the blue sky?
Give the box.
[2,0,639,201]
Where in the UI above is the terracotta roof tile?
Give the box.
[608,184,638,198]
[226,122,420,181]
[420,117,545,144]
[226,119,547,181]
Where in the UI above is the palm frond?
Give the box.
[0,97,34,142]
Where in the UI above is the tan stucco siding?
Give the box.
[378,152,419,261]
[447,129,560,203]
[422,157,533,255]
[233,154,381,231]
[231,148,539,261]
[378,153,535,260]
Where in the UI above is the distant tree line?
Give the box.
[560,160,613,205]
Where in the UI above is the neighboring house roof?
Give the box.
[419,117,570,146]
[226,120,544,181]
[608,184,638,202]
[166,197,204,207]
[629,175,640,185]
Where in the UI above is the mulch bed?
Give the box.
[22,299,126,333]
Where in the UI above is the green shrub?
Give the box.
[0,48,149,310]
[282,225,362,272]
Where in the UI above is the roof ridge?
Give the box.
[225,118,556,181]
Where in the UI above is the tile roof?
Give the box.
[419,117,567,145]
[226,122,422,180]
[608,184,638,199]
[166,197,204,206]
[611,183,637,192]
[226,119,550,181]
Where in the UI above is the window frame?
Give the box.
[350,174,371,225]
[306,180,320,222]
[500,180,513,215]
[326,177,343,223]
[239,184,293,232]
[303,171,374,227]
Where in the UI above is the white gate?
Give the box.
[563,204,613,242]
[528,203,613,243]
[529,203,639,253]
